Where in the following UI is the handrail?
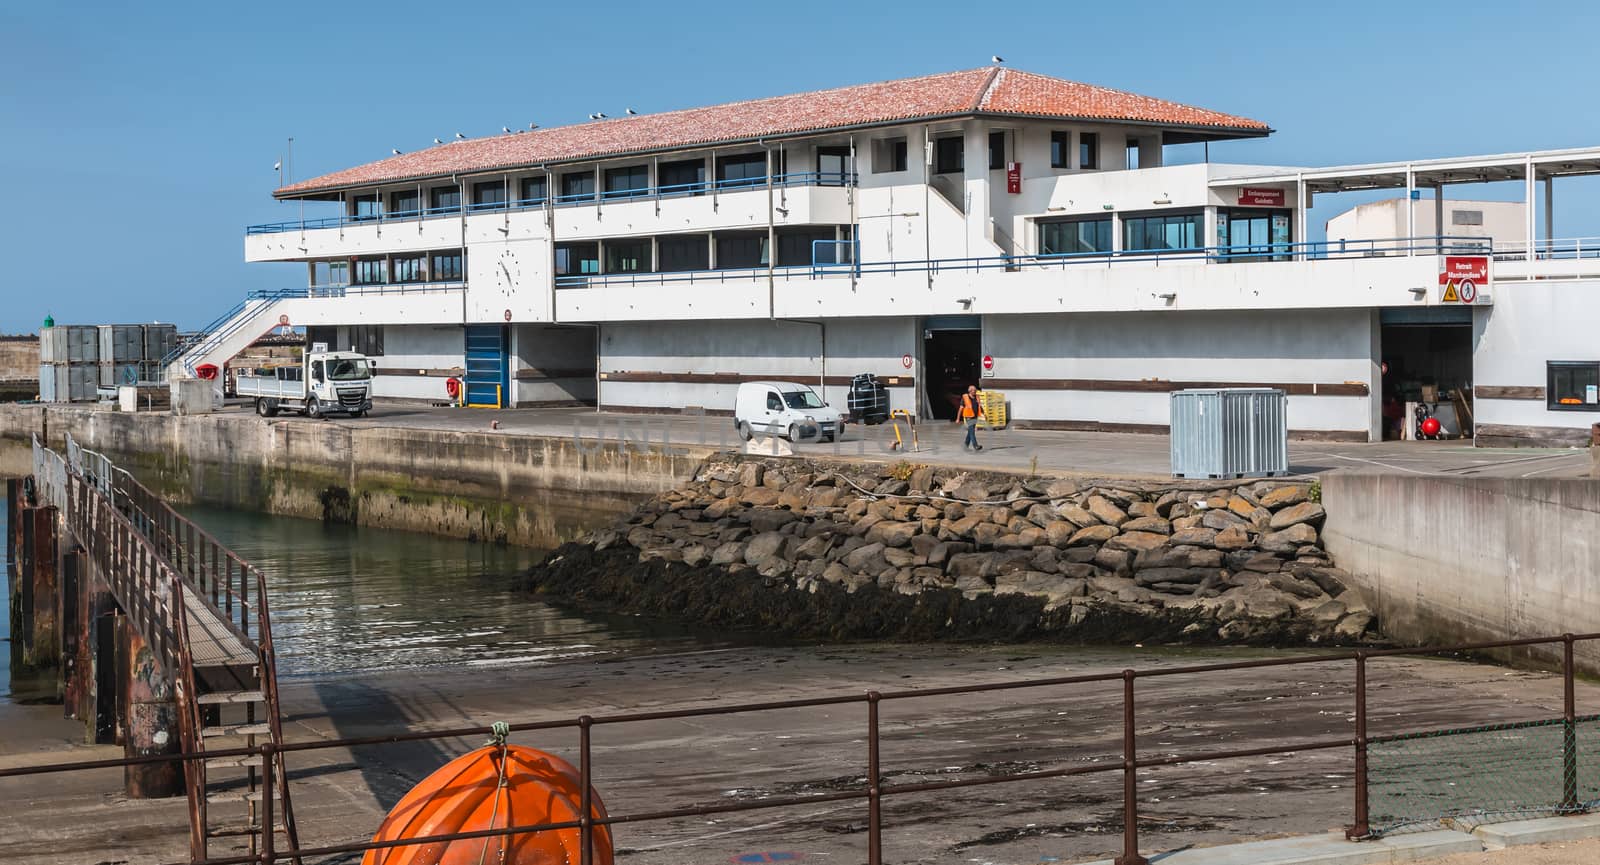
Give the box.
[554,235,1492,288]
[245,171,858,234]
[1494,236,1600,262]
[165,289,308,378]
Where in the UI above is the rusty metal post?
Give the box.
[123,626,184,798]
[262,745,277,865]
[26,505,60,678]
[868,691,883,865]
[1563,634,1580,812]
[61,547,85,717]
[17,504,36,663]
[85,574,120,744]
[1115,670,1147,865]
[1347,651,1371,839]
[579,715,594,865]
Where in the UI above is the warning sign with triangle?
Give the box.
[1441,281,1460,303]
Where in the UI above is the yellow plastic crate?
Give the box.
[977,390,1007,428]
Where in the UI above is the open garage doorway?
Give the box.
[1379,307,1474,440]
[923,316,981,420]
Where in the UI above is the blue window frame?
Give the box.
[430,186,461,212]
[560,171,596,203]
[519,176,547,206]
[603,165,650,199]
[389,189,420,216]
[471,180,507,211]
[1039,218,1112,255]
[1122,211,1201,252]
[716,153,768,189]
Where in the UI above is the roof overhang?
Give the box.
[1207,145,1600,194]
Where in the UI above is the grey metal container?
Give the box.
[143,324,178,361]
[39,363,99,402]
[39,326,99,364]
[99,325,145,364]
[98,362,149,388]
[1170,388,1288,478]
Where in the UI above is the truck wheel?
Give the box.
[256,398,278,418]
[306,396,323,419]
[348,409,366,419]
[736,421,753,441]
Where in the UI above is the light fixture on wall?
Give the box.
[1045,205,1067,212]
[958,297,975,309]
[1152,194,1171,205]
[1156,292,1177,301]
[1102,204,1115,211]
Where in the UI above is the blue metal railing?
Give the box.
[552,235,1489,288]
[307,280,465,298]
[160,289,310,376]
[246,171,858,234]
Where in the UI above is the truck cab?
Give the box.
[237,350,374,419]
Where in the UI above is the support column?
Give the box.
[61,547,86,719]
[1434,183,1445,253]
[1525,157,1537,260]
[26,505,59,678]
[6,479,22,676]
[1544,176,1554,244]
[1404,167,1415,253]
[86,590,121,744]
[123,626,184,798]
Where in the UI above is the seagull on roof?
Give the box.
[992,55,1004,64]
[391,148,402,155]
[502,126,513,134]
[625,107,638,115]
[273,160,281,170]
[454,132,466,140]
[433,137,444,144]
[528,122,538,130]
[589,112,607,120]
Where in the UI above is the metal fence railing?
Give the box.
[4,623,1597,865]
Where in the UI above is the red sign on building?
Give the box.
[1006,162,1021,194]
[1237,187,1286,207]
[1439,256,1490,304]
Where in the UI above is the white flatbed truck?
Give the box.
[235,351,374,419]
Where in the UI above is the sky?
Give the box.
[2,0,1597,333]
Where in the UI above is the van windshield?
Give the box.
[782,390,824,410]
[327,358,372,381]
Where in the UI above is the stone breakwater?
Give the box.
[526,457,1377,646]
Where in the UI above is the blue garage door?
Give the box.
[464,325,509,407]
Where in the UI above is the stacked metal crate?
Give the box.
[38,323,179,401]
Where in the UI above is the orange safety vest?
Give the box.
[960,392,979,419]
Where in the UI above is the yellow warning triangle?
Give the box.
[1442,281,1460,302]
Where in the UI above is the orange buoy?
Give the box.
[362,739,612,865]
[194,363,219,381]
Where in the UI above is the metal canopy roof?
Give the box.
[1208,145,1600,193]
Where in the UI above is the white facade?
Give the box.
[220,75,1600,445]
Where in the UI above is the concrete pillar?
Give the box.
[962,120,990,257]
[61,548,86,719]
[17,506,37,662]
[123,626,184,798]
[1545,176,1555,243]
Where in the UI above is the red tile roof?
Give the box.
[277,68,1269,197]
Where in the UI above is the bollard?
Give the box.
[123,627,184,798]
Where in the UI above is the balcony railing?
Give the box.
[307,279,466,298]
[1494,236,1600,261]
[555,236,1488,288]
[246,172,857,235]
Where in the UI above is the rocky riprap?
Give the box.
[526,458,1376,646]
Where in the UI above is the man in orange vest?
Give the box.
[955,384,983,452]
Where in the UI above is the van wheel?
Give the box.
[306,396,323,419]
[256,398,278,418]
[787,423,804,443]
[736,421,753,441]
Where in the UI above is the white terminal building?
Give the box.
[206,66,1600,445]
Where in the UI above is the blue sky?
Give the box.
[2,0,1596,333]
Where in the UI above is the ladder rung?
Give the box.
[206,787,281,805]
[197,690,265,705]
[209,822,288,838]
[204,754,265,770]
[201,722,271,738]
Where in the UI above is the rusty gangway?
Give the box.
[29,433,300,862]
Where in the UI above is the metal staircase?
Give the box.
[38,435,301,862]
[159,289,308,381]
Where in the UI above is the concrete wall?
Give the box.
[1473,278,1600,445]
[1325,197,1524,248]
[373,323,464,401]
[1322,473,1600,670]
[982,308,1375,437]
[0,405,707,548]
[513,324,596,406]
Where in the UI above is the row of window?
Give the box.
[555,228,850,277]
[1037,209,1295,256]
[350,151,855,218]
[867,130,1111,176]
[312,250,464,287]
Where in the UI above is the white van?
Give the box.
[734,381,844,442]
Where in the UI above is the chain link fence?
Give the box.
[1368,714,1600,834]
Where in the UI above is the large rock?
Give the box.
[1170,527,1218,548]
[1201,509,1247,531]
[739,462,765,489]
[866,520,920,548]
[1045,521,1077,548]
[949,479,992,502]
[972,522,1006,547]
[794,534,835,560]
[1259,485,1311,509]
[1105,531,1168,553]
[744,531,789,565]
[943,514,986,539]
[1058,504,1101,528]
[747,509,800,534]
[1259,523,1318,554]
[907,466,936,493]
[844,542,887,572]
[1042,479,1079,499]
[703,497,740,520]
[1335,612,1374,640]
[947,552,998,578]
[1269,502,1326,530]
[742,487,782,507]
[711,541,747,565]
[1213,525,1254,551]
[1068,524,1120,547]
[1121,516,1171,535]
[1267,573,1324,600]
[995,572,1088,602]
[1085,495,1130,527]
[1093,546,1133,577]
[1133,567,1214,587]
